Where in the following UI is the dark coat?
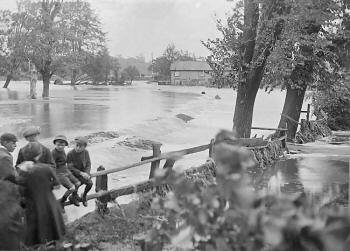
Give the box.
[67,149,91,175]
[0,147,16,180]
[19,163,65,246]
[0,181,23,250]
[16,143,55,168]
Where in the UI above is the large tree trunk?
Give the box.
[42,71,51,98]
[3,73,13,88]
[278,86,307,141]
[233,66,265,138]
[232,0,284,138]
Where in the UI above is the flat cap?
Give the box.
[75,136,88,146]
[23,126,41,138]
[53,135,68,146]
[0,133,18,143]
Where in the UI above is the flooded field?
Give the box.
[0,81,348,220]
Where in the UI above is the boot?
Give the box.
[81,193,88,207]
[69,193,80,207]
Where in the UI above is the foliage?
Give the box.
[58,0,106,84]
[0,0,107,95]
[312,81,350,130]
[204,0,342,90]
[0,9,31,83]
[81,48,118,84]
[146,131,350,251]
[149,44,196,81]
[121,65,140,83]
[202,2,243,88]
[311,0,350,130]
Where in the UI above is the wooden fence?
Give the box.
[64,129,287,207]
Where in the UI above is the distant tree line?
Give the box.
[0,0,145,97]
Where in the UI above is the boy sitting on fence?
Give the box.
[51,135,81,208]
[67,137,93,207]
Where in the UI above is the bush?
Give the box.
[146,131,350,251]
[313,82,350,131]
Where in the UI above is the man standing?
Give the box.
[0,133,17,180]
[16,126,55,168]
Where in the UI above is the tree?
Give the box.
[232,0,285,138]
[0,10,30,88]
[150,44,196,81]
[20,0,64,98]
[6,0,106,97]
[205,0,341,138]
[264,1,341,140]
[312,0,350,131]
[122,65,140,84]
[59,0,106,85]
[82,48,113,84]
[206,0,287,137]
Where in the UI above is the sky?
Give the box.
[0,0,234,61]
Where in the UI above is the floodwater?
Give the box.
[0,81,349,220]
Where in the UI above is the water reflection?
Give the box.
[263,156,349,205]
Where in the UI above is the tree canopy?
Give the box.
[0,0,107,97]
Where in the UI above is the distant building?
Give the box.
[170,61,213,86]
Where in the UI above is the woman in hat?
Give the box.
[17,142,65,247]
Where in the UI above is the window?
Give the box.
[174,71,180,77]
[204,70,210,74]
[199,71,205,77]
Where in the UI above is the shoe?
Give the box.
[81,194,88,207]
[69,194,80,207]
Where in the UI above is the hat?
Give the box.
[22,142,42,161]
[75,136,88,146]
[23,126,40,138]
[0,133,18,143]
[53,135,68,146]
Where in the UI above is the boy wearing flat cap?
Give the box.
[52,135,81,208]
[16,126,55,168]
[67,137,92,207]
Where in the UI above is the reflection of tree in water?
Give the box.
[0,90,19,101]
[277,159,305,194]
[249,159,305,195]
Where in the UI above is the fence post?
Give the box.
[306,104,311,122]
[149,143,162,179]
[281,122,287,148]
[95,165,109,215]
[209,138,215,158]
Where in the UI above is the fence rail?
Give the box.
[90,143,212,178]
[65,134,287,207]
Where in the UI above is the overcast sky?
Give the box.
[1,0,233,61]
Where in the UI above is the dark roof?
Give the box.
[170,61,212,71]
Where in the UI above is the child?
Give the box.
[67,137,93,207]
[17,142,65,247]
[51,135,81,208]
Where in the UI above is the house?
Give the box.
[170,61,213,86]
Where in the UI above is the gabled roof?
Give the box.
[170,61,212,71]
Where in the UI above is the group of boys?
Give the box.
[0,126,93,208]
